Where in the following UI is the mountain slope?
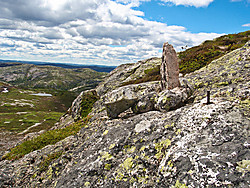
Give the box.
[0,63,107,92]
[0,41,249,187]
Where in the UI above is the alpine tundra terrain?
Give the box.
[0,65,107,157]
[0,31,249,187]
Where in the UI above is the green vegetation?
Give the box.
[122,65,161,86]
[1,77,100,160]
[122,31,250,87]
[39,151,63,172]
[0,86,70,134]
[80,91,99,117]
[2,117,90,160]
[0,63,107,92]
[178,30,250,74]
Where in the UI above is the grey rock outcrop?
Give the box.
[155,78,194,112]
[161,42,180,90]
[0,41,249,188]
[96,57,161,96]
[104,81,161,118]
[103,43,192,118]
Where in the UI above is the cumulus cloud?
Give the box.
[0,0,221,65]
[159,0,214,7]
[242,23,250,27]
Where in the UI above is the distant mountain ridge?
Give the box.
[0,59,116,73]
[0,63,107,92]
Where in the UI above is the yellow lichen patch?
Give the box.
[167,160,174,168]
[104,163,111,170]
[140,146,146,152]
[100,151,113,161]
[127,146,136,153]
[121,157,134,171]
[236,160,250,175]
[109,143,116,150]
[116,172,125,180]
[176,129,181,135]
[84,181,91,187]
[174,180,188,188]
[165,123,174,129]
[155,139,171,159]
[102,130,109,136]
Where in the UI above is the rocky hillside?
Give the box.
[0,63,107,92]
[0,40,249,187]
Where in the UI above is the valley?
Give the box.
[0,64,107,156]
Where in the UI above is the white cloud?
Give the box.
[0,0,222,66]
[160,0,214,7]
[242,23,250,27]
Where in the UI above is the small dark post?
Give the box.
[207,90,210,105]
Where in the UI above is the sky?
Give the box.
[0,0,249,66]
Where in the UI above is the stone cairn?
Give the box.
[160,42,180,90]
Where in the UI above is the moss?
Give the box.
[39,151,63,173]
[121,65,161,86]
[80,91,99,118]
[2,116,90,160]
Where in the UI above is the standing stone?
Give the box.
[161,42,180,90]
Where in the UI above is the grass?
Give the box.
[0,111,63,133]
[121,65,161,86]
[2,117,90,160]
[121,31,250,86]
[178,30,250,74]
[38,151,63,172]
[80,91,100,117]
[1,87,99,161]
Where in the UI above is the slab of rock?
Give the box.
[104,81,161,118]
[161,42,180,90]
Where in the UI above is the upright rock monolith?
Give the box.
[161,42,180,90]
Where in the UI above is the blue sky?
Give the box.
[137,0,249,33]
[0,0,249,66]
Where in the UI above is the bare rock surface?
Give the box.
[104,81,161,118]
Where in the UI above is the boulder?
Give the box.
[104,81,161,118]
[155,78,193,112]
[132,92,157,114]
[132,78,194,114]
